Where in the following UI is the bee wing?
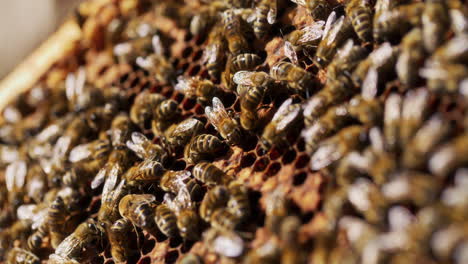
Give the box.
[202,44,220,64]
[275,105,301,132]
[402,88,429,121]
[163,193,178,212]
[5,160,27,191]
[370,42,394,67]
[267,1,277,24]
[419,65,449,79]
[233,71,256,86]
[174,171,191,187]
[36,123,61,143]
[53,136,71,162]
[323,11,337,39]
[369,127,385,154]
[174,76,196,94]
[361,67,378,100]
[206,97,229,131]
[336,39,354,59]
[126,132,150,158]
[136,56,153,69]
[65,72,76,100]
[31,207,48,230]
[298,24,324,43]
[213,231,244,258]
[327,16,345,45]
[310,140,343,170]
[17,204,37,221]
[284,41,299,65]
[375,0,390,14]
[176,186,193,209]
[69,143,92,163]
[289,0,306,6]
[152,35,165,56]
[172,118,200,134]
[272,98,293,123]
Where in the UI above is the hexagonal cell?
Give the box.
[241,153,257,168]
[295,154,310,169]
[266,162,281,177]
[138,257,152,264]
[141,239,156,255]
[293,172,307,186]
[253,157,269,172]
[165,250,179,263]
[282,150,297,164]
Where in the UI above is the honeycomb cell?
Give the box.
[293,172,307,186]
[266,162,281,177]
[240,153,256,168]
[182,47,193,58]
[141,239,156,255]
[253,157,269,172]
[282,149,297,164]
[187,64,201,76]
[295,154,310,169]
[192,49,203,61]
[165,250,179,263]
[138,257,151,264]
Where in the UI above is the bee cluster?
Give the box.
[0,0,467,263]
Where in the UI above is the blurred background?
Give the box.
[0,0,82,79]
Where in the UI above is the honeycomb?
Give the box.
[0,0,468,263]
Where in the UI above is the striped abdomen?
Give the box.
[253,0,270,38]
[348,5,373,42]
[155,204,178,238]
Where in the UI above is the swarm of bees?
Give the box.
[0,0,467,263]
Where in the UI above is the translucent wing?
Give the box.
[31,207,48,230]
[276,105,301,131]
[53,136,71,162]
[327,16,345,45]
[65,72,76,100]
[6,160,27,191]
[152,35,165,56]
[36,124,60,143]
[298,23,325,43]
[172,118,200,134]
[126,132,149,159]
[284,41,299,65]
[99,163,121,200]
[173,171,192,190]
[362,67,378,100]
[174,76,196,94]
[75,67,86,96]
[69,143,92,163]
[369,127,385,153]
[402,88,428,121]
[289,0,306,6]
[202,44,219,64]
[336,39,354,59]
[0,145,18,164]
[267,0,277,24]
[310,140,342,170]
[384,93,402,128]
[272,98,293,122]
[164,193,178,212]
[206,97,229,132]
[213,231,244,257]
[370,42,394,66]
[175,186,193,210]
[17,204,37,221]
[233,71,257,86]
[323,11,337,39]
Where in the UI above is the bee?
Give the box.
[164,188,201,241]
[155,204,179,238]
[430,33,468,65]
[193,162,231,186]
[352,42,400,88]
[422,0,450,53]
[64,67,104,112]
[290,0,331,20]
[227,183,250,221]
[261,98,302,149]
[200,185,230,222]
[231,53,262,73]
[184,134,227,164]
[6,248,40,264]
[243,239,281,264]
[396,28,425,87]
[203,227,245,258]
[429,132,468,179]
[205,97,242,145]
[119,194,158,234]
[210,208,240,231]
[310,125,368,170]
[27,223,48,253]
[222,10,249,55]
[163,118,205,150]
[253,0,277,38]
[126,132,168,163]
[189,2,221,37]
[314,13,354,68]
[373,2,425,42]
[129,90,166,129]
[383,93,402,152]
[48,196,67,248]
[399,89,430,147]
[135,52,175,85]
[280,216,307,264]
[160,170,203,200]
[233,71,272,89]
[285,20,325,61]
[125,160,165,188]
[175,76,219,105]
[239,85,266,130]
[108,218,132,263]
[5,160,27,209]
[345,0,372,42]
[347,178,388,224]
[338,216,378,255]
[97,175,129,226]
[91,147,133,190]
[270,61,316,95]
[449,7,468,36]
[402,115,450,170]
[202,25,227,79]
[49,219,104,263]
[152,99,181,135]
[68,138,111,163]
[420,63,468,94]
[109,113,134,148]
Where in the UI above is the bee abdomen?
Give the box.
[27,225,48,252]
[349,7,372,42]
[210,208,239,230]
[232,53,262,72]
[155,204,178,237]
[193,162,225,185]
[253,1,270,38]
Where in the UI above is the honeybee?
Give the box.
[253,0,277,38]
[27,223,48,253]
[189,3,221,37]
[160,170,203,201]
[345,0,372,42]
[184,134,227,164]
[310,125,367,170]
[163,118,205,150]
[5,160,27,209]
[402,115,450,170]
[48,196,67,248]
[285,21,325,63]
[200,185,230,222]
[396,28,425,87]
[164,187,201,241]
[6,248,39,264]
[338,216,378,255]
[126,132,168,163]
[136,54,175,84]
[129,90,165,129]
[97,175,129,225]
[347,178,388,224]
[155,204,179,238]
[383,93,402,152]
[222,10,249,55]
[429,132,468,178]
[449,7,468,36]
[109,114,134,148]
[352,42,399,87]
[152,99,181,135]
[239,85,266,130]
[399,88,430,147]
[422,0,450,53]
[175,76,219,106]
[193,162,231,186]
[210,208,240,231]
[125,160,165,188]
[326,39,368,83]
[261,98,302,149]
[49,219,104,263]
[420,63,468,94]
[270,61,316,95]
[119,194,158,234]
[314,13,354,69]
[430,33,468,65]
[231,53,263,73]
[91,148,133,190]
[233,71,272,88]
[108,218,131,263]
[227,183,250,221]
[68,138,111,163]
[202,25,227,79]
[65,67,104,112]
[203,227,245,258]
[290,0,330,20]
[373,2,425,42]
